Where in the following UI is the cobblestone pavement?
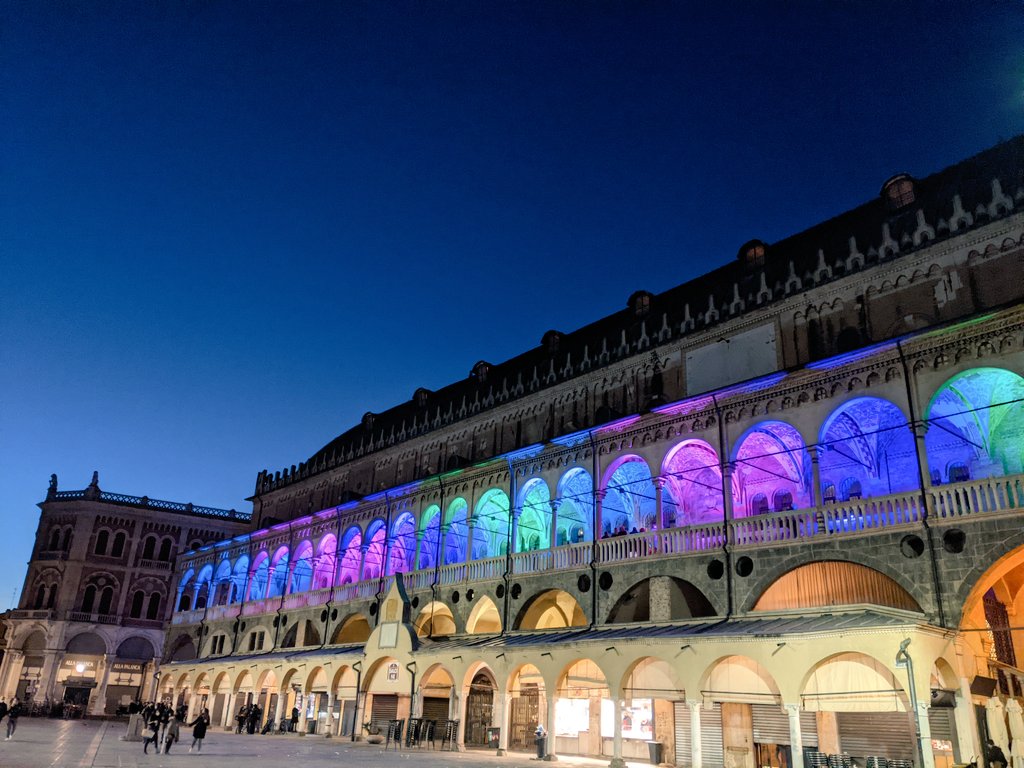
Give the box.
[0,719,653,768]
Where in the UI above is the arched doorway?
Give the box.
[555,659,609,758]
[418,664,454,729]
[465,669,497,747]
[514,589,586,629]
[508,664,545,751]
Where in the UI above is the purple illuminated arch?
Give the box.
[444,498,468,565]
[601,455,656,535]
[213,559,232,605]
[661,439,724,527]
[313,535,336,590]
[248,552,269,600]
[194,564,214,608]
[388,512,417,575]
[362,520,387,580]
[473,489,510,559]
[731,421,810,516]
[290,541,314,594]
[556,467,593,544]
[417,505,441,570]
[925,367,1024,482]
[338,527,362,585]
[230,555,248,602]
[516,479,550,552]
[818,396,916,501]
[266,546,290,598]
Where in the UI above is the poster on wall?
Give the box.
[600,699,653,740]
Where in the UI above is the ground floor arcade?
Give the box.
[161,581,1010,768]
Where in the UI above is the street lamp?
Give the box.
[895,638,925,768]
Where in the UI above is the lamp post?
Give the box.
[896,638,925,768]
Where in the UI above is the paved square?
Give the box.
[0,719,653,768]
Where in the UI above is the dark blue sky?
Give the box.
[1,1,1021,607]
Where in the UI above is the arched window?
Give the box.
[773,490,794,512]
[82,584,97,613]
[189,540,202,551]
[177,591,191,612]
[94,530,109,556]
[822,482,837,504]
[33,585,46,609]
[158,538,173,561]
[948,462,970,483]
[749,494,769,515]
[147,593,162,620]
[46,584,57,609]
[142,536,156,560]
[840,478,862,500]
[48,528,60,551]
[61,528,72,551]
[130,590,145,618]
[98,586,114,615]
[111,531,126,558]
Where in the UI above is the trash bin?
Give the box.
[646,741,663,765]
[535,734,547,759]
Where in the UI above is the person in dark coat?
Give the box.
[189,708,211,752]
[5,699,23,740]
[142,710,161,754]
[988,740,1008,768]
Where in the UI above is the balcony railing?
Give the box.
[169,472,1024,625]
[137,558,173,571]
[66,611,120,625]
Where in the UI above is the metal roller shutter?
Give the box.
[836,711,915,761]
[801,711,818,749]
[928,708,959,760]
[672,703,722,767]
[701,704,724,768]
[422,697,450,723]
[370,693,399,729]
[752,704,791,744]
[674,702,691,766]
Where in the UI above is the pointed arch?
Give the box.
[661,439,724,527]
[465,595,502,634]
[602,455,656,535]
[556,467,593,544]
[417,505,441,570]
[731,420,811,516]
[473,488,510,559]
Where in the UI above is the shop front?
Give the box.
[58,658,100,711]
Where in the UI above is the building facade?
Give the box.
[0,474,249,715]
[165,138,1024,768]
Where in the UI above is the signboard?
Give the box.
[386,662,400,682]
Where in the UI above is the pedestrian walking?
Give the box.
[142,712,161,755]
[163,716,181,754]
[189,708,211,753]
[5,699,23,740]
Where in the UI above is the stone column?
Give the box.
[609,697,625,768]
[545,690,558,761]
[38,649,61,706]
[496,691,511,755]
[358,543,370,582]
[784,704,804,768]
[916,701,936,768]
[455,689,467,751]
[595,490,607,541]
[808,446,824,534]
[722,462,736,545]
[688,701,703,768]
[222,692,235,730]
[653,476,665,528]
[413,530,426,573]
[90,654,115,716]
[911,422,935,516]
[0,650,25,700]
[324,691,334,737]
[511,507,522,554]
[465,518,477,564]
[549,500,561,549]
[272,690,284,732]
[297,692,308,735]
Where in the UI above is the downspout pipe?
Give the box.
[897,341,947,628]
[351,660,363,742]
[712,395,734,619]
[587,429,600,630]
[430,477,445,638]
[503,456,517,635]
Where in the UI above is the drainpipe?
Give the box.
[587,429,600,629]
[503,456,517,634]
[897,341,947,628]
[320,505,345,650]
[712,395,734,619]
[351,659,363,742]
[271,523,293,650]
[406,661,418,718]
[431,477,445,636]
[375,492,394,626]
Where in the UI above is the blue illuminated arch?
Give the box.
[388,511,417,575]
[473,489,510,559]
[444,498,468,565]
[417,505,441,570]
[731,421,811,516]
[818,396,916,500]
[290,540,313,594]
[516,479,550,552]
[339,526,362,585]
[601,455,656,535]
[266,546,290,598]
[556,468,593,544]
[362,519,387,580]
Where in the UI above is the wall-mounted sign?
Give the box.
[386,662,400,682]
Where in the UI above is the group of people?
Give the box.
[140,701,210,755]
[235,703,301,735]
[0,698,24,740]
